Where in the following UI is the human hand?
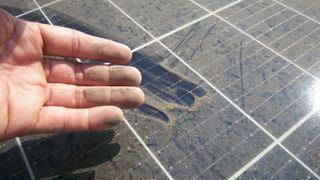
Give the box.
[0,9,144,141]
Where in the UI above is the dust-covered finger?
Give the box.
[38,23,132,64]
[32,106,123,134]
[43,60,141,86]
[45,84,145,109]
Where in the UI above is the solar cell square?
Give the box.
[192,0,244,11]
[0,0,37,16]
[112,0,208,37]
[35,0,60,6]
[238,146,316,180]
[41,0,152,49]
[278,0,320,22]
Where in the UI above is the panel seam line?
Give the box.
[15,137,36,180]
[229,110,316,179]
[16,0,63,18]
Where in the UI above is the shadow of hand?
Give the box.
[0,129,120,179]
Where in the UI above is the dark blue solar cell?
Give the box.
[176,80,206,97]
[134,59,158,70]
[0,6,24,16]
[44,10,103,38]
[146,83,177,102]
[139,104,169,122]
[135,51,207,108]
[176,88,195,107]
[192,87,207,97]
[149,65,168,76]
[19,10,48,24]
[162,72,181,84]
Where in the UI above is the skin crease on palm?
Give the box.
[0,9,145,141]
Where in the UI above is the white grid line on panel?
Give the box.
[16,0,63,18]
[267,19,311,46]
[16,8,39,18]
[15,137,36,180]
[193,126,263,179]
[267,159,293,180]
[280,27,320,53]
[272,122,320,179]
[222,0,272,20]
[274,0,320,25]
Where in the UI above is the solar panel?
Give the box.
[1,0,320,179]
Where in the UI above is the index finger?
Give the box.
[38,23,132,64]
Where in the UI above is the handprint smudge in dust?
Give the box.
[126,50,211,128]
[28,8,211,128]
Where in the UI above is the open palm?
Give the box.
[0,10,144,141]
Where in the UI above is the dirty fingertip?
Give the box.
[119,43,133,63]
[103,106,123,128]
[104,107,124,127]
[90,106,123,130]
